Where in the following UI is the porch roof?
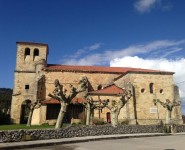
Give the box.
[88,84,124,95]
[41,97,86,104]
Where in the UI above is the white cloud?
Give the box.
[60,39,185,66]
[88,43,102,50]
[134,0,158,13]
[110,56,185,98]
[73,43,102,58]
[134,0,172,13]
[160,47,183,58]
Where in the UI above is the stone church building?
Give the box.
[11,42,183,125]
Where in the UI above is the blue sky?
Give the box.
[0,0,185,101]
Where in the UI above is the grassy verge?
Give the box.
[0,124,55,131]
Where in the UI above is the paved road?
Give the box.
[22,135,185,150]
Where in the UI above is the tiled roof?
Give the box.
[71,97,86,103]
[41,98,59,104]
[41,97,85,104]
[88,84,124,95]
[45,64,174,74]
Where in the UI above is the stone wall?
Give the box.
[115,73,183,125]
[173,125,185,133]
[0,125,163,142]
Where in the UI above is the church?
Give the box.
[11,42,183,125]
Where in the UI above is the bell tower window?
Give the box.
[34,48,39,56]
[25,48,30,56]
[33,48,39,61]
[24,48,30,61]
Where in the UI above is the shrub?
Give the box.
[93,118,104,125]
[71,118,82,125]
[120,119,129,125]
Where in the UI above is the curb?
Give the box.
[0,133,172,150]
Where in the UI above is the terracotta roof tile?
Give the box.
[71,97,86,103]
[45,64,174,74]
[41,98,60,104]
[88,84,124,95]
[41,97,86,104]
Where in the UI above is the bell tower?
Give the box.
[11,42,48,124]
[15,42,48,72]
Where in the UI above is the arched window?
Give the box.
[25,48,30,56]
[21,100,31,124]
[149,83,154,94]
[34,48,39,56]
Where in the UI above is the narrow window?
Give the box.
[160,89,163,94]
[25,84,29,90]
[34,48,39,56]
[149,83,154,94]
[25,48,30,56]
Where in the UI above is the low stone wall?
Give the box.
[0,125,163,142]
[173,125,185,133]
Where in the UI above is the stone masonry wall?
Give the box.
[0,125,163,142]
[115,73,183,125]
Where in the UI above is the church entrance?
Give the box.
[20,100,31,124]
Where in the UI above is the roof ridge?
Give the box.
[45,64,174,74]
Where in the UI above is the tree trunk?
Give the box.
[166,110,171,125]
[165,110,172,133]
[26,108,34,127]
[86,103,91,125]
[90,109,94,125]
[110,111,119,127]
[55,102,67,129]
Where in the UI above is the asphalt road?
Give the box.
[22,135,185,150]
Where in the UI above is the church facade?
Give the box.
[11,42,183,125]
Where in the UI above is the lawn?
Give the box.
[0,124,55,131]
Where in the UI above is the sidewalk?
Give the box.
[0,132,183,150]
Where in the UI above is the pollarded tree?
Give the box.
[153,99,180,132]
[26,101,41,127]
[104,89,132,127]
[26,75,44,127]
[48,77,88,128]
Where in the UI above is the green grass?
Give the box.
[0,124,55,131]
[0,123,71,131]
